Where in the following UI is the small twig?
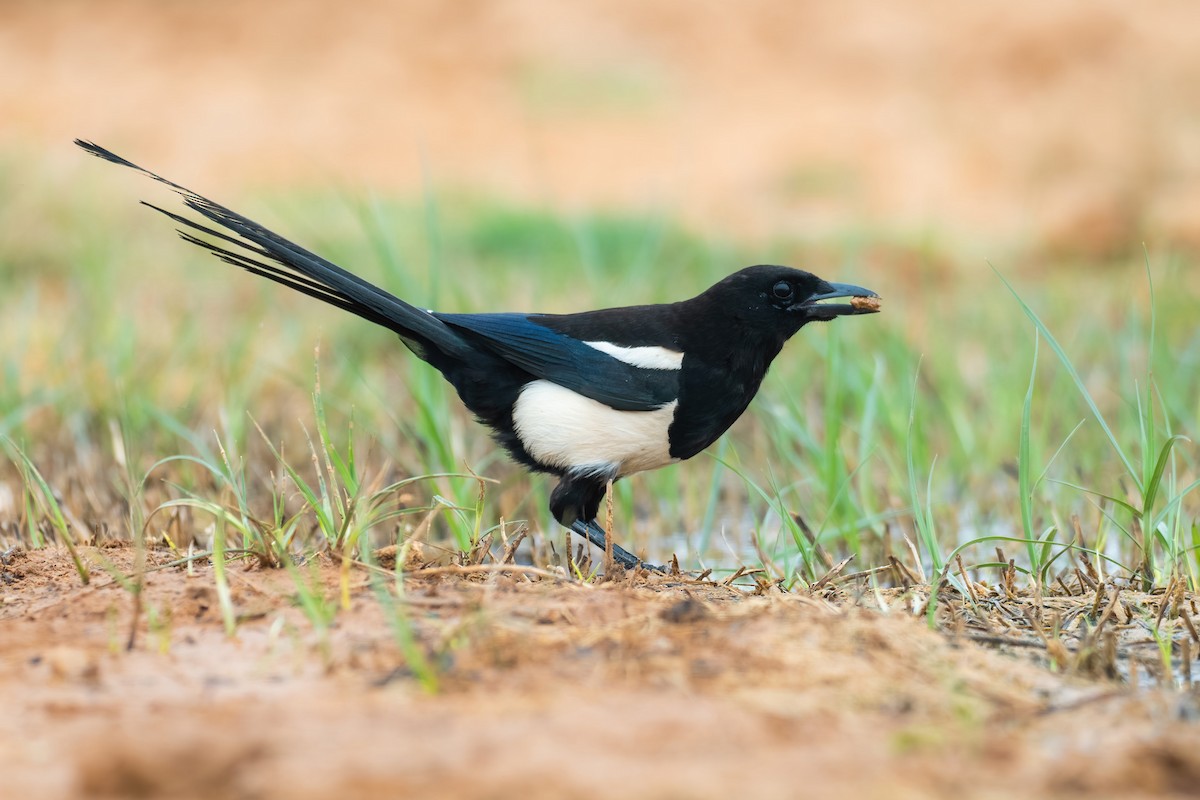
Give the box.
[499,523,528,565]
[1094,586,1123,637]
[466,531,493,566]
[1088,578,1107,618]
[1070,513,1084,542]
[903,535,926,583]
[888,555,920,587]
[811,555,853,592]
[722,565,748,585]
[1020,605,1048,642]
[835,564,892,584]
[1077,547,1100,584]
[955,554,979,603]
[1000,559,1017,600]
[603,480,614,577]
[408,563,588,584]
[1179,605,1200,646]
[1152,575,1171,633]
[720,565,764,585]
[1073,566,1094,592]
[965,633,1048,649]
[1153,576,1175,631]
[791,513,834,569]
[750,529,781,581]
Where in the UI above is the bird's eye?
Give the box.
[772,281,793,300]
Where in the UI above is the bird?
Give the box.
[76,139,880,571]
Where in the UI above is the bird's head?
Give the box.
[701,265,880,331]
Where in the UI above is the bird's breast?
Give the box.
[511,380,679,479]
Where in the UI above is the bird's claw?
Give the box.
[569,519,663,573]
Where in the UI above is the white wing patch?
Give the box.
[583,341,684,370]
[512,380,679,478]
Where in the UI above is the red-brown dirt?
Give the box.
[3,547,1200,799]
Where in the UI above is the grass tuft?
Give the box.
[0,165,1196,620]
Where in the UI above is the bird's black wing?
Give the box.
[434,312,680,411]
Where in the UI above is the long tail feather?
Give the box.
[75,139,468,358]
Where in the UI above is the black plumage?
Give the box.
[77,139,880,571]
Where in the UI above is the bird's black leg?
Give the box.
[569,518,663,572]
[550,473,663,573]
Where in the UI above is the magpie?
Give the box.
[76,139,880,571]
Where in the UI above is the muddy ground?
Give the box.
[3,547,1200,799]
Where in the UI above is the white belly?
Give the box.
[511,380,679,478]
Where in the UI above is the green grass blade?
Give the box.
[3,438,90,584]
[992,265,1141,490]
[1047,479,1140,518]
[1143,434,1189,518]
[1019,333,1038,569]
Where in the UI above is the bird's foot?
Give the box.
[569,519,663,573]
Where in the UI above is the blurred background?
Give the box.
[6,0,1200,258]
[1,0,1198,574]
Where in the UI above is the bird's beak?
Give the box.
[798,281,881,319]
